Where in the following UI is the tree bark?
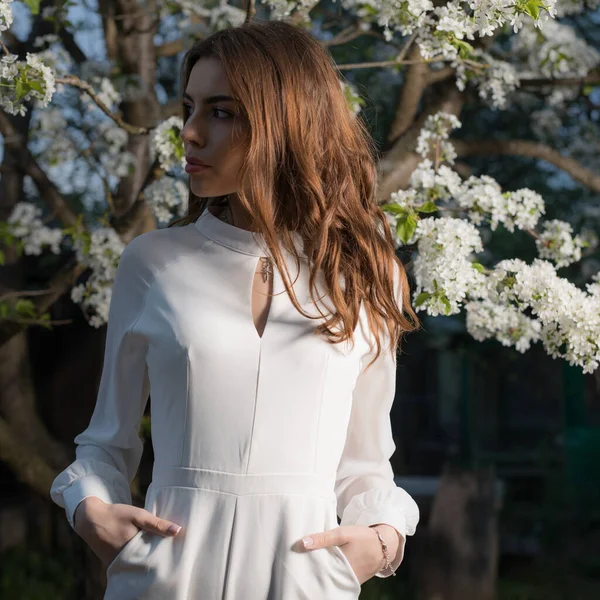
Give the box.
[416,464,500,600]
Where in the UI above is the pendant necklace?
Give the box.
[217,202,274,283]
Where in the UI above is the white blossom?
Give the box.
[388,188,420,211]
[71,227,126,328]
[408,159,463,201]
[512,19,600,80]
[453,50,520,110]
[412,216,487,315]
[31,107,79,165]
[465,298,542,353]
[25,53,56,106]
[144,177,189,225]
[554,0,600,17]
[7,202,64,255]
[162,0,248,27]
[340,79,363,115]
[486,259,600,373]
[415,112,461,164]
[455,176,545,232]
[1,0,14,32]
[151,116,185,171]
[535,219,586,268]
[94,120,137,178]
[0,52,56,116]
[530,107,562,140]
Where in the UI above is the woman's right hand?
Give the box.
[73,496,183,567]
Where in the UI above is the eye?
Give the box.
[212,108,232,119]
[181,104,231,121]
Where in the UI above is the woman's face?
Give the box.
[180,57,250,199]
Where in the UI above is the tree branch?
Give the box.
[245,0,256,23]
[55,75,149,136]
[0,415,59,498]
[336,56,438,71]
[519,69,600,88]
[110,157,163,240]
[428,66,456,85]
[377,80,466,199]
[452,138,600,193]
[0,255,86,348]
[0,110,80,227]
[387,42,431,144]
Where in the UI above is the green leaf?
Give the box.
[441,295,452,315]
[472,262,485,273]
[380,202,408,215]
[582,85,594,96]
[23,0,41,14]
[417,201,438,213]
[523,0,541,19]
[415,292,431,307]
[39,312,53,329]
[15,78,25,102]
[396,213,418,244]
[455,39,474,60]
[15,298,36,317]
[29,79,44,94]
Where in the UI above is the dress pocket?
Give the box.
[253,495,362,598]
[105,482,159,574]
[106,528,144,572]
[329,544,362,592]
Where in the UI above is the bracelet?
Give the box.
[371,526,397,577]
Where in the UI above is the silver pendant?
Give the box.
[218,207,273,282]
[260,258,273,283]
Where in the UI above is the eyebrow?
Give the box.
[182,92,238,104]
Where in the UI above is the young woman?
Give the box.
[50,19,420,600]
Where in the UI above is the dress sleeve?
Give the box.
[50,237,152,531]
[334,263,419,577]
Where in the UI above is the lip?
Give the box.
[185,163,210,174]
[185,156,210,166]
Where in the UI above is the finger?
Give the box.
[301,527,344,550]
[133,512,182,537]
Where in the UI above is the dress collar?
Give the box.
[194,205,307,259]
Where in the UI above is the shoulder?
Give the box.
[117,223,201,281]
[109,224,201,323]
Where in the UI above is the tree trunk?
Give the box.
[417,464,500,600]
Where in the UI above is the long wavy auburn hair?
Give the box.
[169,19,420,371]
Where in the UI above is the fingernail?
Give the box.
[168,524,181,535]
[302,536,313,548]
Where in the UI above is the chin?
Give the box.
[189,182,212,197]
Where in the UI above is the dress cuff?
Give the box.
[339,487,419,578]
[62,474,123,530]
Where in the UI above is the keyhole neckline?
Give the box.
[195,206,270,257]
[195,206,308,260]
[252,256,276,341]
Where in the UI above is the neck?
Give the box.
[213,195,256,232]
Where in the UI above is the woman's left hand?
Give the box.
[299,523,402,585]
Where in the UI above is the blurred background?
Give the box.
[1,0,599,599]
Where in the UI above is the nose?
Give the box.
[181,112,206,146]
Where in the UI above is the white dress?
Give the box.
[50,206,420,600]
